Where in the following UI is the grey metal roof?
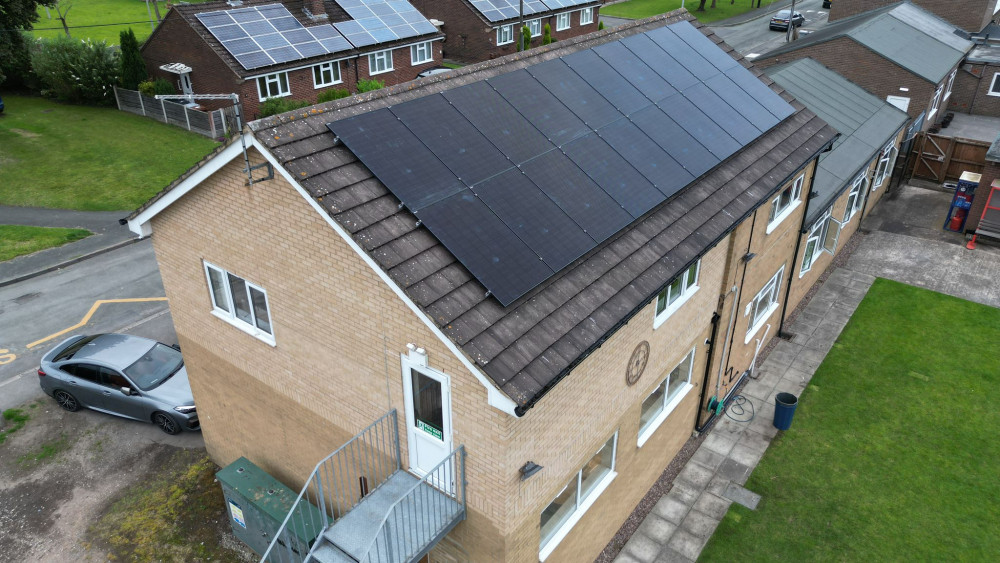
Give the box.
[966,43,1000,64]
[239,13,837,414]
[766,58,908,225]
[763,2,972,84]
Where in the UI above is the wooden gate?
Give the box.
[909,133,990,182]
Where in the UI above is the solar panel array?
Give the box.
[470,0,591,23]
[197,2,437,70]
[329,21,796,306]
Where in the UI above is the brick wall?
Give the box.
[830,0,998,32]
[947,63,1000,118]
[407,0,599,62]
[967,160,1000,231]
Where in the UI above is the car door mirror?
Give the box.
[121,386,134,396]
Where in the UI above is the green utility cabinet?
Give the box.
[217,457,323,560]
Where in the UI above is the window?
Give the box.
[746,266,784,342]
[410,41,432,65]
[556,12,570,31]
[204,262,274,343]
[844,172,867,222]
[989,73,1000,97]
[767,174,804,232]
[580,7,594,25]
[528,19,542,36]
[368,50,393,75]
[944,69,956,101]
[653,260,700,328]
[312,62,341,88]
[61,363,100,382]
[928,84,943,119]
[497,24,514,45]
[799,209,841,277]
[256,72,289,102]
[638,348,696,446]
[539,432,617,560]
[873,141,898,190]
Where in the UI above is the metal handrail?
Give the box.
[261,409,400,563]
[357,446,467,563]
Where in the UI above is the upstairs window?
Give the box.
[497,24,514,45]
[256,72,289,102]
[204,262,274,344]
[528,18,542,36]
[580,7,594,25]
[844,172,867,222]
[746,266,784,342]
[313,62,341,88]
[873,141,898,190]
[800,208,842,277]
[556,12,570,31]
[410,41,432,65]
[653,261,700,328]
[944,69,956,101]
[928,84,943,119]
[767,174,804,233]
[368,50,393,75]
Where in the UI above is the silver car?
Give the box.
[38,334,199,434]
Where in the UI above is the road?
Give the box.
[711,0,828,58]
[0,240,175,411]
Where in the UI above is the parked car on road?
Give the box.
[38,334,199,434]
[417,66,453,78]
[770,10,805,30]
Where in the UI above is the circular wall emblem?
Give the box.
[626,341,650,386]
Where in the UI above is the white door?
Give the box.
[179,72,193,96]
[401,356,453,481]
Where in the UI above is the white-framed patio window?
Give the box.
[873,141,898,190]
[539,431,618,561]
[745,266,784,343]
[556,12,571,31]
[653,260,700,328]
[638,347,696,447]
[410,41,433,65]
[256,72,290,102]
[799,208,842,277]
[844,172,867,222]
[497,24,514,45]
[204,261,275,345]
[368,49,393,75]
[528,18,542,36]
[928,84,943,120]
[312,61,341,88]
[766,174,805,233]
[944,69,956,101]
[580,7,594,25]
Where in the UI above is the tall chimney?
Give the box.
[304,0,327,20]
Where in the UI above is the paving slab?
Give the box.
[653,548,694,563]
[625,531,664,563]
[654,495,691,525]
[692,492,732,520]
[679,509,718,539]
[667,529,706,561]
[722,482,762,510]
[716,458,750,483]
[638,514,677,543]
[689,447,726,472]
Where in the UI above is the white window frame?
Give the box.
[799,209,842,277]
[652,260,700,329]
[844,172,867,222]
[368,49,394,75]
[203,262,275,345]
[579,7,594,25]
[928,84,943,120]
[766,174,805,233]
[944,69,956,101]
[990,73,1000,97]
[637,347,696,447]
[497,24,514,45]
[872,141,898,190]
[556,12,571,31]
[410,41,433,66]
[539,431,618,561]
[528,18,542,37]
[312,62,341,88]
[745,266,784,343]
[256,72,290,102]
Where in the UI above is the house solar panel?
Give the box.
[329,21,796,305]
[469,0,546,22]
[337,0,437,44]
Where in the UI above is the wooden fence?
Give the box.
[113,87,237,139]
[908,132,990,183]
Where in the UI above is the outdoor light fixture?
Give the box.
[742,252,756,263]
[520,461,543,481]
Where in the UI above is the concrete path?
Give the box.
[0,206,138,287]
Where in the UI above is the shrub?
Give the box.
[31,35,118,105]
[520,26,532,51]
[542,23,552,45]
[599,21,605,30]
[137,78,174,97]
[356,79,384,93]
[317,88,350,103]
[0,32,36,89]
[259,97,311,118]
[119,28,146,90]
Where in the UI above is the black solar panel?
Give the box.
[329,21,795,306]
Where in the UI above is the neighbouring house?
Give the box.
[947,43,1000,117]
[766,58,909,306]
[407,0,600,62]
[127,10,839,563]
[830,0,1000,34]
[142,0,443,119]
[756,2,972,130]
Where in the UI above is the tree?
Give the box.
[119,28,146,90]
[542,23,552,45]
[0,0,57,84]
[520,25,532,51]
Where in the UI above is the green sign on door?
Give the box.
[417,419,443,440]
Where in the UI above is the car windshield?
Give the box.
[124,343,183,391]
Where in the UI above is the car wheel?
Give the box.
[54,390,80,412]
[153,412,181,435]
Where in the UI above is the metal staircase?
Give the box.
[260,410,467,563]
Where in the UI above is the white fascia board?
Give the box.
[127,137,250,237]
[251,138,520,417]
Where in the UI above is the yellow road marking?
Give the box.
[0,349,16,365]
[26,298,168,350]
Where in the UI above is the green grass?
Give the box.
[442,62,464,69]
[0,95,218,211]
[17,433,71,467]
[31,0,211,45]
[0,225,91,261]
[601,0,779,23]
[701,279,1000,561]
[0,409,31,445]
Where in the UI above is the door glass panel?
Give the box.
[228,273,252,324]
[580,435,615,499]
[100,367,129,389]
[411,370,443,440]
[249,286,271,334]
[540,477,577,546]
[208,268,230,312]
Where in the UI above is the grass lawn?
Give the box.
[701,279,1000,561]
[0,95,218,211]
[0,225,91,261]
[601,0,780,22]
[32,0,211,45]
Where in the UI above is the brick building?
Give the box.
[407,0,600,62]
[830,0,1000,33]
[142,0,443,119]
[127,11,841,563]
[945,43,1000,118]
[757,2,972,131]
